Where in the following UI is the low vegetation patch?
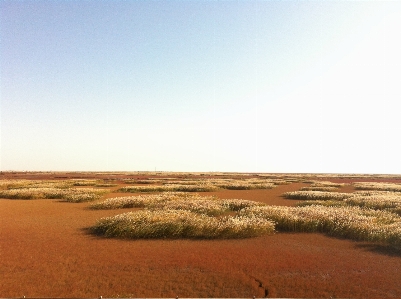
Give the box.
[62,188,109,202]
[90,210,275,239]
[118,183,219,193]
[300,186,339,192]
[240,205,401,249]
[0,180,70,190]
[90,192,264,216]
[215,182,275,190]
[90,192,214,209]
[0,178,111,190]
[283,191,352,201]
[0,187,108,202]
[118,178,279,193]
[297,191,401,216]
[307,180,347,188]
[353,182,401,192]
[296,200,348,208]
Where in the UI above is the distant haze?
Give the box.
[1,1,400,173]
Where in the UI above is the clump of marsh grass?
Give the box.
[62,188,109,202]
[0,180,71,190]
[151,199,229,216]
[220,198,265,211]
[308,180,347,188]
[296,200,348,208]
[118,183,219,193]
[353,182,401,192]
[344,192,401,216]
[88,177,401,245]
[0,187,108,202]
[0,179,111,190]
[299,180,347,191]
[90,210,275,239]
[297,191,401,216]
[122,179,164,184]
[283,191,353,201]
[0,188,65,199]
[215,182,275,190]
[240,205,401,249]
[300,186,339,192]
[118,178,279,193]
[94,183,118,187]
[90,192,264,216]
[90,192,213,210]
[69,179,101,186]
[152,198,264,216]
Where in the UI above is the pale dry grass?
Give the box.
[0,179,70,189]
[0,179,109,190]
[283,191,353,201]
[118,178,278,193]
[118,183,219,193]
[90,192,264,216]
[308,180,347,187]
[0,187,108,202]
[300,186,339,192]
[90,192,216,209]
[354,182,401,192]
[240,205,401,248]
[90,209,275,239]
[298,191,401,216]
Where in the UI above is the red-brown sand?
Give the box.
[1,173,401,298]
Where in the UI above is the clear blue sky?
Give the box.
[1,1,400,173]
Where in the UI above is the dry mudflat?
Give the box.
[1,172,401,298]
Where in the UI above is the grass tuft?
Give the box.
[0,187,108,202]
[241,205,401,249]
[283,191,352,201]
[90,210,275,239]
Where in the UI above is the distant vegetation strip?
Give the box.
[296,191,401,216]
[0,187,108,202]
[304,180,347,187]
[283,191,353,201]
[118,179,277,193]
[118,184,219,193]
[90,192,264,216]
[287,182,401,217]
[353,182,401,192]
[300,186,339,192]
[0,179,109,189]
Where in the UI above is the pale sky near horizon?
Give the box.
[1,1,400,174]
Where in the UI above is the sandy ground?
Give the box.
[1,172,401,298]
